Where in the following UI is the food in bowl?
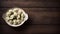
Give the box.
[2,8,28,27]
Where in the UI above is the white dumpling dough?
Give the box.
[6,9,12,16]
[17,15,20,19]
[13,19,17,25]
[21,13,24,21]
[13,12,17,16]
[10,15,14,19]
[6,17,10,21]
[17,19,21,24]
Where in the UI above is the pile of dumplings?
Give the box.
[5,8,25,25]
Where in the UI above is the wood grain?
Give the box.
[0,0,60,8]
[1,25,60,34]
[0,0,60,34]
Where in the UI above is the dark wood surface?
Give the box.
[0,0,60,34]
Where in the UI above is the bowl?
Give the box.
[2,8,28,27]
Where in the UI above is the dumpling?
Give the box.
[13,19,17,25]
[17,19,21,24]
[13,12,17,16]
[21,13,24,21]
[10,15,14,19]
[6,9,12,17]
[6,17,10,21]
[17,15,20,19]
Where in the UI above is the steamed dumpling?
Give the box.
[10,15,14,19]
[6,10,13,17]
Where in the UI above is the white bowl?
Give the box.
[2,8,28,27]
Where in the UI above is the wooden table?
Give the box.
[0,0,60,34]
